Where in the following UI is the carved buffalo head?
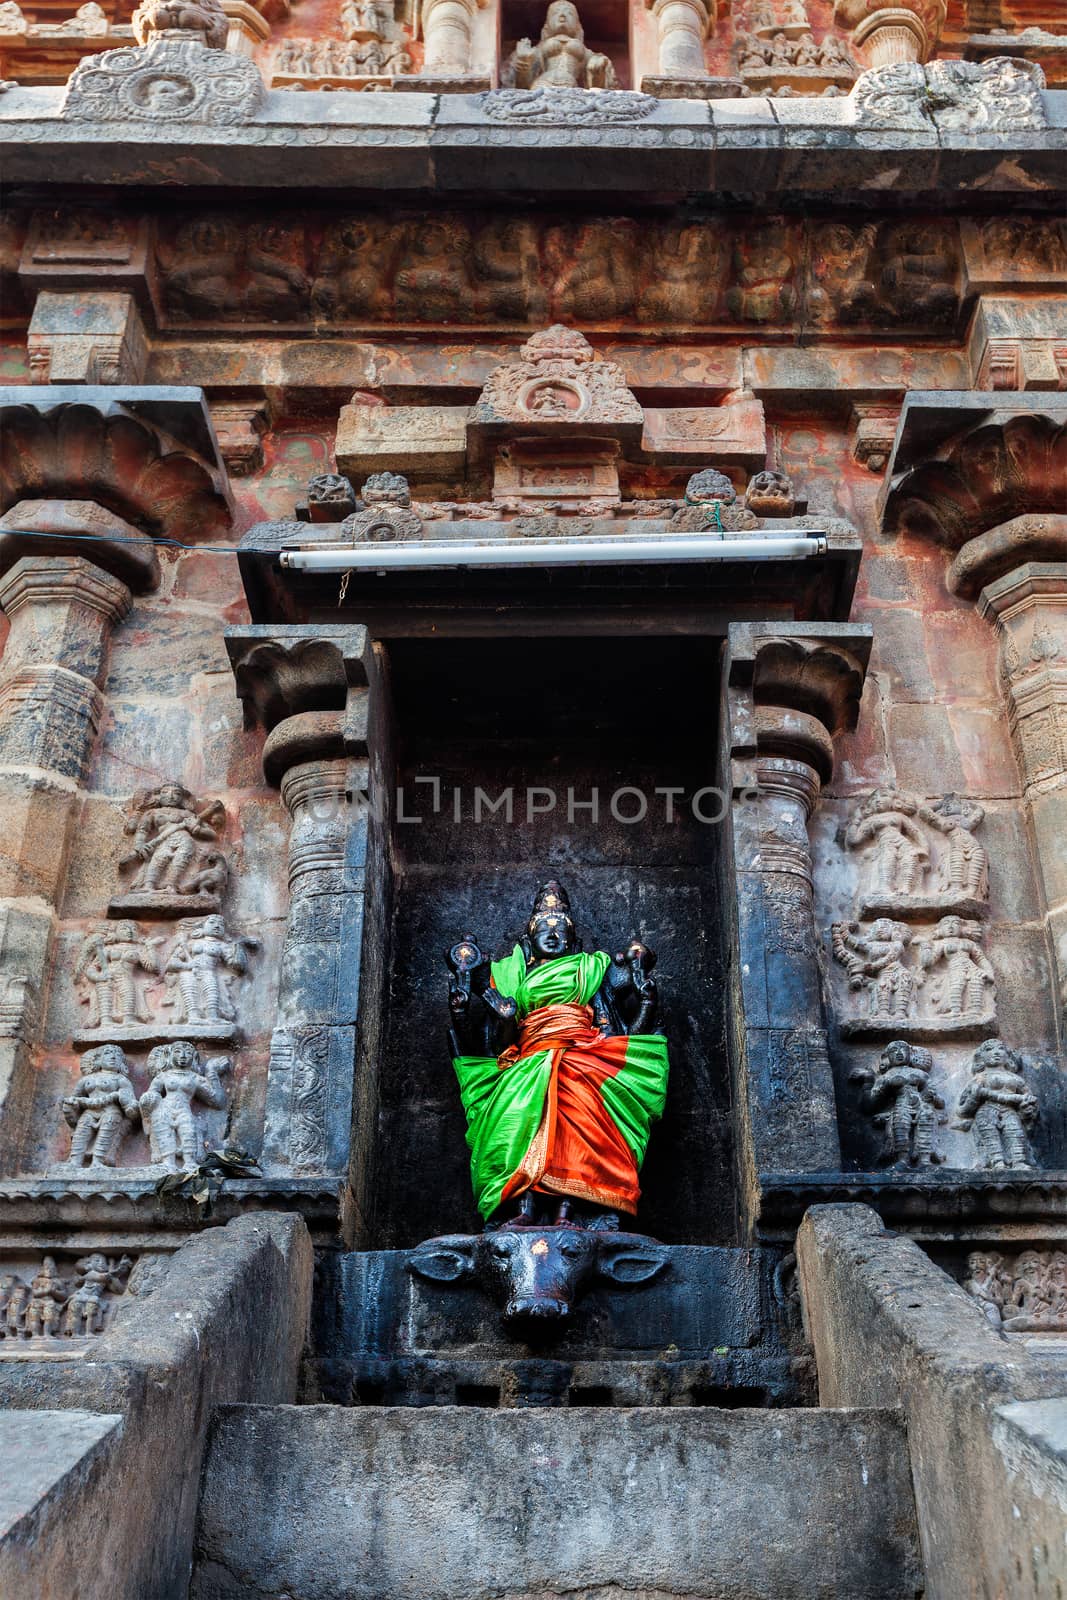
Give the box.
[409,1227,668,1340]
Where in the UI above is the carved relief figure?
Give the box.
[832,918,915,1021]
[75,922,162,1028]
[635,224,724,325]
[117,784,227,906]
[139,1041,230,1172]
[850,1039,944,1167]
[548,223,637,321]
[473,218,547,322]
[726,226,796,323]
[62,1254,133,1336]
[62,1044,140,1168]
[311,219,398,320]
[23,1257,67,1338]
[925,794,988,903]
[844,789,988,916]
[506,0,616,90]
[0,1255,133,1341]
[164,915,255,1025]
[394,220,471,321]
[955,1039,1037,1171]
[915,917,995,1024]
[745,469,795,516]
[845,790,929,900]
[447,881,668,1225]
[836,222,959,328]
[161,219,309,323]
[964,1250,1067,1332]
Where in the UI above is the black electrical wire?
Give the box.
[5,528,247,554]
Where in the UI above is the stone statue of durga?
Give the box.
[446,881,668,1228]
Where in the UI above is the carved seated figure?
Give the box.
[447,880,668,1228]
[131,0,228,46]
[508,1,616,91]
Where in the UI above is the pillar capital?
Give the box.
[226,625,372,787]
[834,0,945,63]
[949,516,1067,602]
[727,621,873,788]
[0,552,132,627]
[0,500,159,594]
[647,0,712,28]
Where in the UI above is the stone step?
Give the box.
[190,1404,925,1600]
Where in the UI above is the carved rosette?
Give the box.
[475,87,658,123]
[851,56,1047,129]
[62,37,264,125]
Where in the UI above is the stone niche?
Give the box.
[370,634,733,1251]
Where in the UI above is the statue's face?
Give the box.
[545,1,580,37]
[158,785,186,809]
[974,1041,1011,1074]
[529,912,573,959]
[202,915,225,937]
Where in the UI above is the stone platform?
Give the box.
[308,1243,809,1407]
[189,1403,924,1600]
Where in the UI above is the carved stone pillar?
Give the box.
[0,386,230,1178]
[882,394,1067,1041]
[0,510,146,1158]
[976,554,1067,1028]
[421,0,476,73]
[647,0,711,79]
[723,622,872,1236]
[834,0,944,65]
[227,626,394,1239]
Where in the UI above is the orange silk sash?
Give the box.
[497,1001,640,1213]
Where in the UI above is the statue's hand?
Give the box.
[448,984,469,1016]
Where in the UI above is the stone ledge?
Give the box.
[757,1169,1067,1239]
[0,1175,348,1243]
[1,86,1064,192]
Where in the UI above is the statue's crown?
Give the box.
[528,879,573,926]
